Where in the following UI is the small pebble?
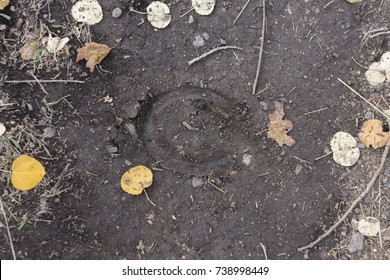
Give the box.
[43,127,56,138]
[274,101,283,108]
[188,15,194,24]
[79,72,88,78]
[259,101,268,111]
[112,7,123,18]
[219,38,226,45]
[347,232,365,253]
[383,228,390,241]
[202,32,210,40]
[193,35,205,48]
[242,153,253,166]
[192,177,204,188]
[364,111,373,120]
[294,164,303,175]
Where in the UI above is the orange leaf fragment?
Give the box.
[358,119,390,149]
[76,42,111,71]
[267,108,296,147]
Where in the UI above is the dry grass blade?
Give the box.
[0,196,16,260]
[252,0,266,95]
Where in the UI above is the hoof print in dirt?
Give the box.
[139,87,252,176]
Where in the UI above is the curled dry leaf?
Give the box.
[76,42,111,71]
[192,0,216,15]
[358,119,390,149]
[358,217,380,237]
[330,131,360,167]
[146,1,171,29]
[0,0,9,10]
[46,35,69,54]
[121,165,153,195]
[267,108,295,147]
[71,0,103,25]
[11,155,45,191]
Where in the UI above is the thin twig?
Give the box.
[2,79,85,84]
[259,242,268,260]
[324,0,335,9]
[143,189,156,207]
[304,107,328,115]
[338,77,389,119]
[298,139,390,252]
[315,151,333,161]
[207,172,227,194]
[233,0,252,25]
[0,196,16,260]
[252,0,266,95]
[179,8,194,18]
[32,74,49,95]
[188,46,244,66]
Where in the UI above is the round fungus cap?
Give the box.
[71,0,103,25]
[330,131,360,167]
[146,1,171,29]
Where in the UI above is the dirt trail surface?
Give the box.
[1,0,389,260]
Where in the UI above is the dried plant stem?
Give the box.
[252,0,266,95]
[3,80,85,84]
[233,0,252,25]
[143,189,156,207]
[298,139,390,252]
[188,46,244,66]
[0,197,16,260]
[338,77,389,119]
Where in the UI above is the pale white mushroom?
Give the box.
[358,217,380,237]
[330,131,360,167]
[146,1,171,29]
[71,0,103,25]
[192,0,216,16]
[365,62,386,86]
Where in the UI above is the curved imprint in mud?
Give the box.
[140,86,250,176]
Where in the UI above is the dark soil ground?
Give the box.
[1,0,389,260]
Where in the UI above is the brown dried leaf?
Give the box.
[76,42,111,71]
[358,119,390,149]
[267,108,295,147]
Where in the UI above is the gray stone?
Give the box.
[192,177,204,188]
[347,232,365,253]
[364,111,374,120]
[202,32,210,40]
[383,228,390,241]
[294,164,303,175]
[193,35,205,48]
[112,7,123,18]
[188,15,194,24]
[43,127,56,138]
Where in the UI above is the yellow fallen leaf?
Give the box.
[76,42,111,72]
[267,108,295,147]
[0,0,9,10]
[11,155,45,191]
[121,165,153,195]
[346,0,362,3]
[358,119,390,149]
